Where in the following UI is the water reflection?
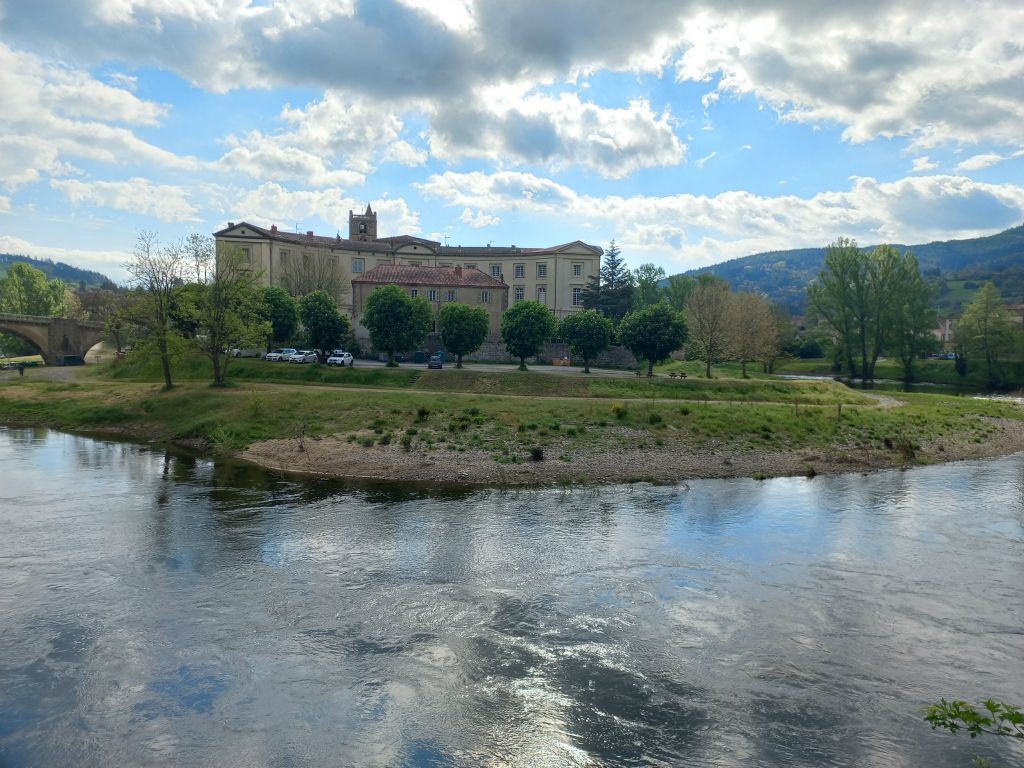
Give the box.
[0,427,1022,767]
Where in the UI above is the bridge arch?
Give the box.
[0,314,106,365]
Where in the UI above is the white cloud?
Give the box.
[675,3,1024,147]
[956,149,1024,172]
[230,182,421,235]
[458,207,500,228]
[430,91,685,178]
[51,178,200,222]
[0,42,195,194]
[0,196,11,214]
[912,156,939,172]
[0,235,131,281]
[695,151,717,168]
[417,169,1024,269]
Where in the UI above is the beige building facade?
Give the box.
[213,205,602,321]
[352,265,508,339]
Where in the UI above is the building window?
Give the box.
[514,285,524,302]
[428,289,438,301]
[410,288,419,298]
[446,289,458,301]
[514,263,525,279]
[490,264,501,278]
[572,287,583,306]
[352,257,364,274]
[279,249,289,266]
[465,263,477,269]
[537,285,547,304]
[240,246,252,265]
[536,263,547,278]
[480,290,491,304]
[358,222,367,234]
[573,263,582,277]
[303,252,312,268]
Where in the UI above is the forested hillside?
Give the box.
[681,225,1024,313]
[0,253,114,290]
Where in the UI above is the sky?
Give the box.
[1,0,1024,283]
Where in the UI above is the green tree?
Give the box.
[501,300,555,370]
[806,238,864,377]
[954,282,1016,388]
[261,286,300,345]
[889,252,938,382]
[182,243,270,385]
[618,303,688,376]
[581,241,635,322]
[663,274,697,311]
[559,308,614,373]
[362,284,432,366]
[633,263,666,308]
[686,280,733,378]
[0,262,67,316]
[125,231,187,390]
[439,302,489,368]
[299,291,352,363]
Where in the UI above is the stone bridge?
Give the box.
[0,313,107,365]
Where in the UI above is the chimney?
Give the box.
[270,224,277,234]
[306,230,314,237]
[455,265,463,279]
[228,222,234,228]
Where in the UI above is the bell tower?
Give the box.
[348,204,377,241]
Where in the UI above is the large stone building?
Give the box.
[213,205,602,322]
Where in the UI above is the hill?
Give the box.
[681,225,1024,314]
[0,253,114,289]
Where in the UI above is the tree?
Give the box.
[439,302,489,368]
[279,250,348,302]
[663,274,697,311]
[889,252,938,382]
[686,280,733,378]
[125,231,187,390]
[299,291,351,363]
[261,286,299,346]
[618,303,688,375]
[182,242,270,385]
[633,263,666,308]
[559,309,613,373]
[501,300,555,370]
[0,261,69,356]
[581,241,635,322]
[727,292,777,378]
[807,238,864,377]
[362,284,432,366]
[954,282,1016,388]
[0,262,67,316]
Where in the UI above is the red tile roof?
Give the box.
[353,265,507,288]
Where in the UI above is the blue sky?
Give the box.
[1,0,1023,282]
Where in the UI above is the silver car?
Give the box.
[265,347,297,362]
[289,350,318,364]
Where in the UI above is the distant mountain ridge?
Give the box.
[681,225,1024,313]
[0,253,114,289]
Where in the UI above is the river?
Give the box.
[1,427,1022,767]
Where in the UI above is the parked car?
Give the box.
[326,350,354,366]
[265,348,297,361]
[289,350,318,364]
[427,354,444,369]
[231,347,266,358]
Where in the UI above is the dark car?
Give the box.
[427,354,443,369]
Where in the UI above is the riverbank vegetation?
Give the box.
[2,360,1022,485]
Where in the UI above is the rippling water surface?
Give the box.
[1,427,1022,767]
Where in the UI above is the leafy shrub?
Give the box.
[611,402,628,420]
[529,446,544,461]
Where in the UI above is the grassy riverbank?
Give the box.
[2,358,1023,484]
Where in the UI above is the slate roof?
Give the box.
[353,265,507,288]
[213,222,601,256]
